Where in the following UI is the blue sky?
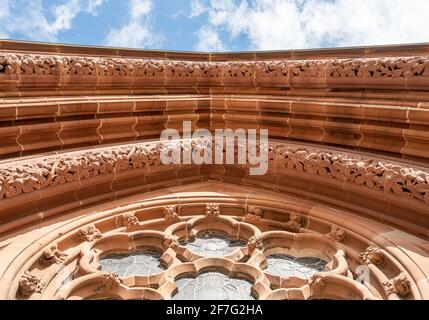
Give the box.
[1,0,429,52]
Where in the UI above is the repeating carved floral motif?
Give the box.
[0,140,428,205]
[1,53,428,80]
[18,271,45,299]
[382,273,411,297]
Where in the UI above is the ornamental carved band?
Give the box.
[1,53,428,82]
[1,140,428,204]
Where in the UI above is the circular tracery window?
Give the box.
[99,250,165,277]
[173,272,255,300]
[180,232,246,257]
[265,254,327,278]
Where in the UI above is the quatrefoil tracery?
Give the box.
[14,201,416,300]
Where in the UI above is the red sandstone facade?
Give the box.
[0,40,428,300]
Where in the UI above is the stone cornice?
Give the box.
[0,139,428,205]
[1,52,428,90]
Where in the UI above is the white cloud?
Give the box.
[194,0,429,51]
[189,0,207,18]
[106,0,162,48]
[87,0,106,15]
[195,26,225,51]
[0,0,106,41]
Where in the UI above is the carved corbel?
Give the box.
[17,271,45,299]
[163,236,180,250]
[246,206,264,220]
[117,212,139,228]
[79,224,102,242]
[285,212,304,231]
[382,273,411,297]
[95,273,122,292]
[163,205,180,223]
[247,235,263,253]
[39,244,68,266]
[358,245,385,266]
[325,225,346,243]
[307,274,326,293]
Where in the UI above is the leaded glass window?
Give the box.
[173,272,255,300]
[180,233,246,257]
[99,250,165,276]
[265,254,327,278]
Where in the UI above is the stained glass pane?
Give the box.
[99,250,165,277]
[180,233,246,257]
[265,254,327,278]
[173,272,255,300]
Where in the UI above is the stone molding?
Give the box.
[1,139,428,205]
[1,52,428,90]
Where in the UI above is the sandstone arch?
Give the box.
[0,40,428,300]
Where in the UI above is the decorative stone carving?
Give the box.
[39,244,68,266]
[79,225,102,242]
[17,271,45,298]
[2,53,428,80]
[163,236,180,250]
[285,213,304,231]
[382,273,411,297]
[307,274,326,292]
[358,246,386,266]
[325,225,346,243]
[95,273,122,292]
[1,140,428,205]
[247,235,263,253]
[205,203,220,217]
[163,205,180,222]
[246,206,264,220]
[255,61,288,78]
[117,212,139,228]
[290,61,325,77]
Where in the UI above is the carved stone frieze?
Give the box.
[1,53,428,81]
[0,140,428,205]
